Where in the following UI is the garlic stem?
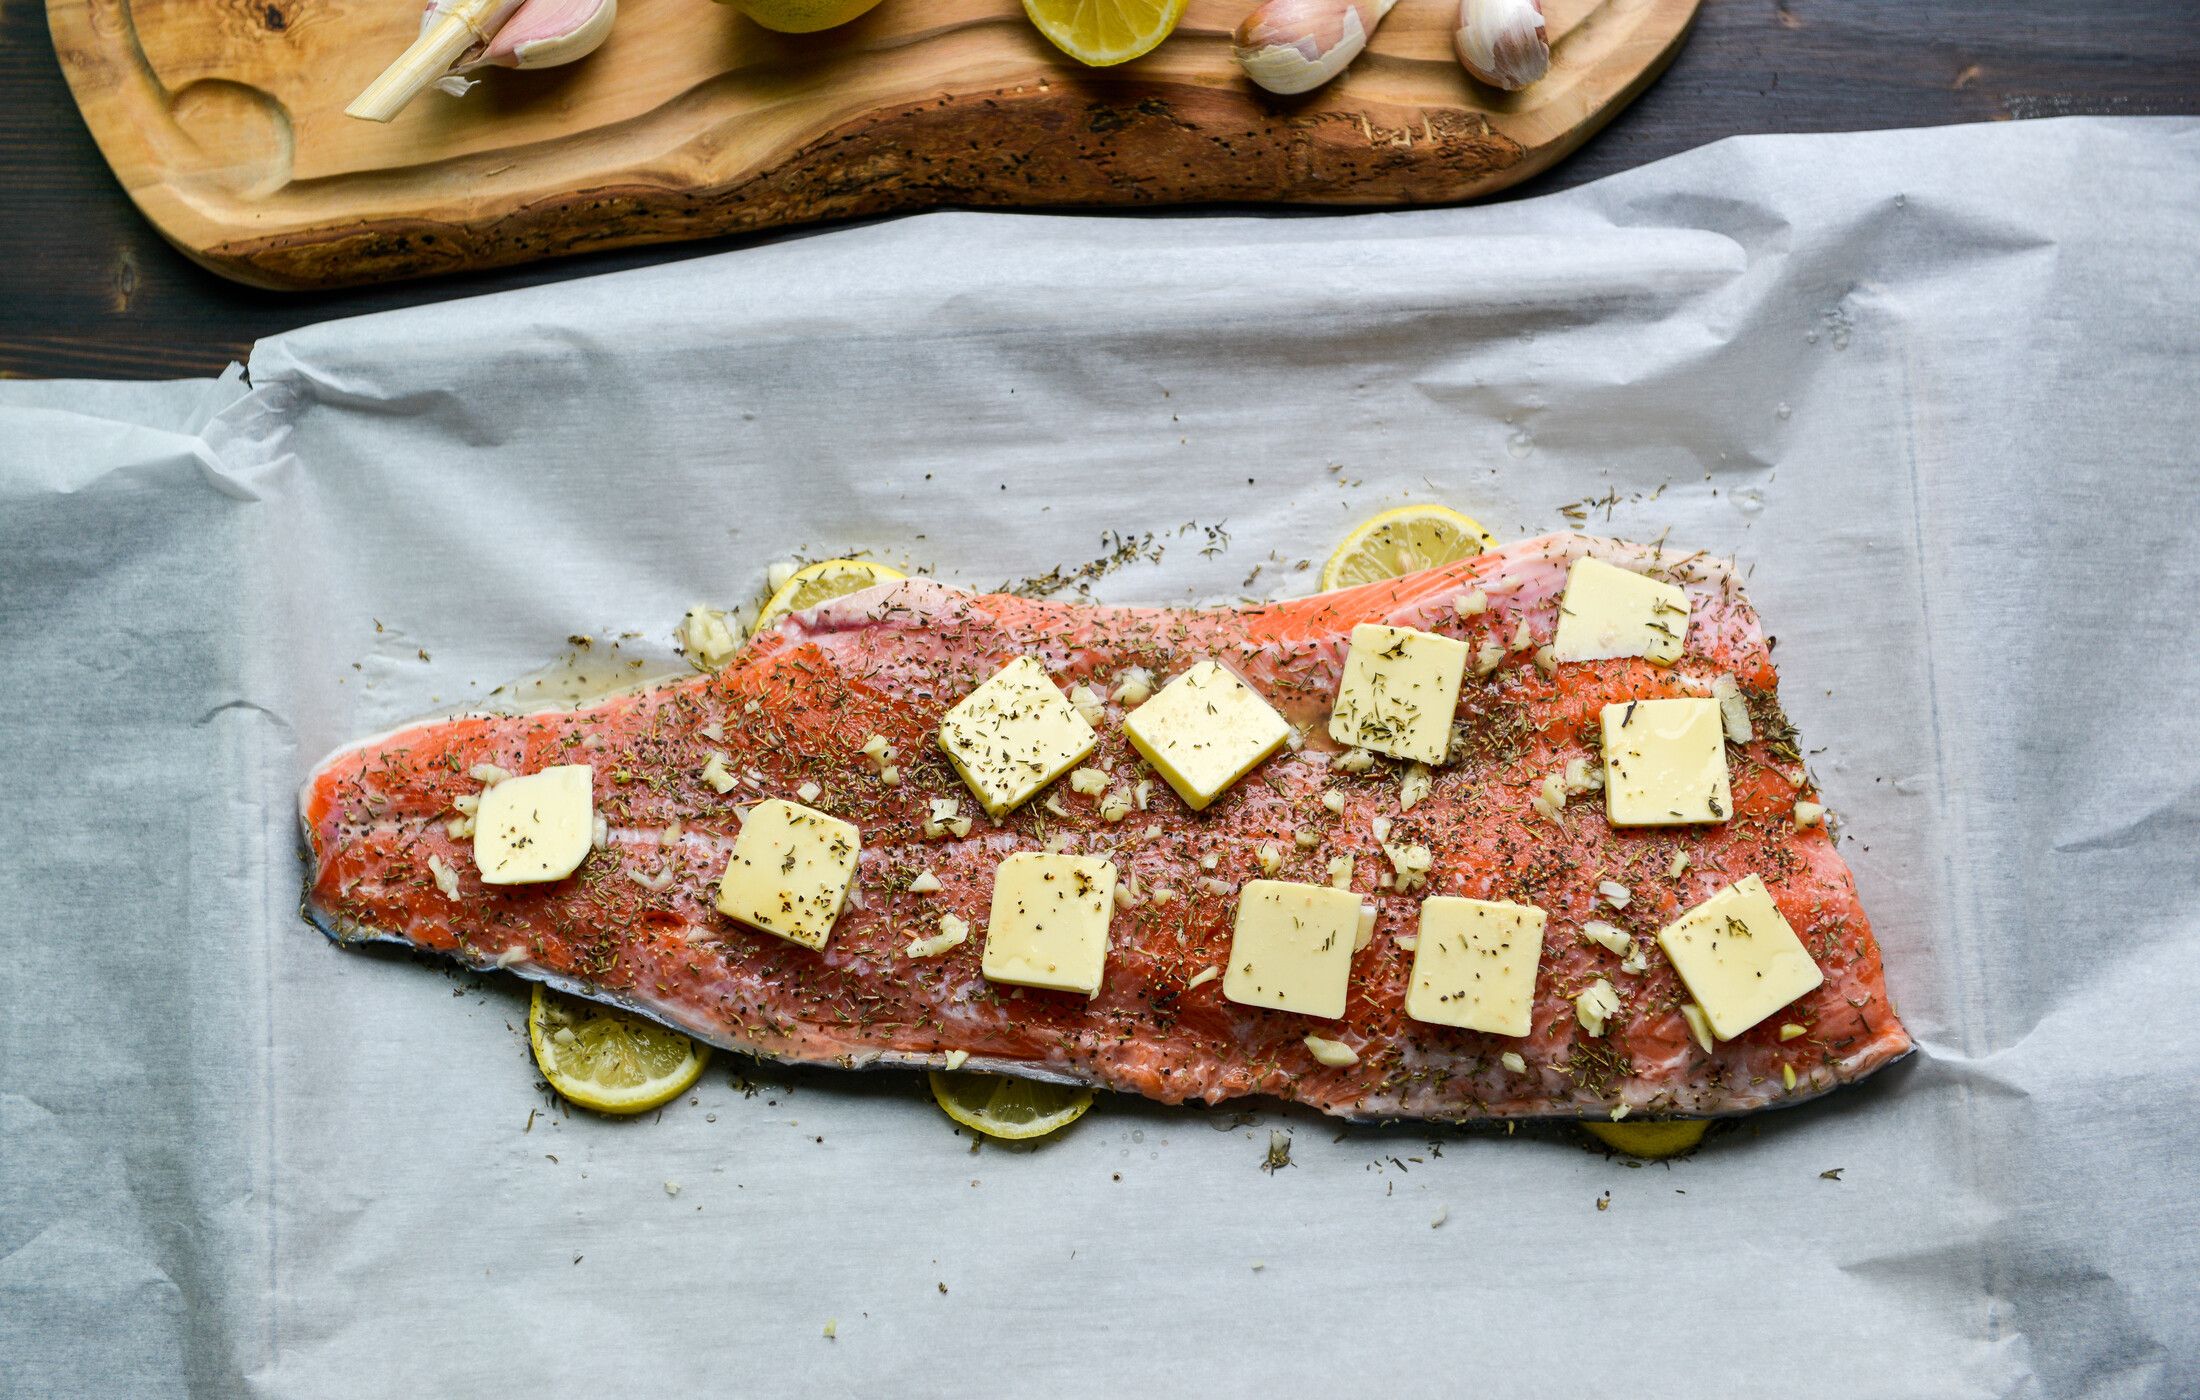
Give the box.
[1455,0,1549,92]
[347,0,523,121]
[1232,0,1396,97]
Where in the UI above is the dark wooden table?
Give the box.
[5,1,2195,380]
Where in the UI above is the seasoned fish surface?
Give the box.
[301,534,1910,1121]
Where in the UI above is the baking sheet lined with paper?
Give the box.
[2,118,2195,1398]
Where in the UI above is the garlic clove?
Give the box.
[477,0,618,70]
[1232,0,1397,97]
[347,0,525,121]
[348,0,614,120]
[1454,0,1549,92]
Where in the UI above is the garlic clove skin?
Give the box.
[1455,0,1549,91]
[476,0,618,70]
[1232,0,1397,97]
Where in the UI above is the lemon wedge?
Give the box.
[752,559,907,635]
[528,984,710,1115]
[722,0,884,33]
[927,1069,1094,1140]
[1319,504,1499,592]
[1021,0,1188,66]
[1582,1119,1710,1159]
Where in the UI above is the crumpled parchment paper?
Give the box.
[2,117,2194,1399]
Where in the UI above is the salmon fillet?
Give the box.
[300,533,1911,1121]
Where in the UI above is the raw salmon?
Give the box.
[300,533,1911,1120]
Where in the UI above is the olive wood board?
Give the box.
[49,0,1702,289]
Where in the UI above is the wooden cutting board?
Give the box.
[49,0,1700,290]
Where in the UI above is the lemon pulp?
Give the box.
[528,984,710,1115]
[752,558,907,634]
[1020,0,1189,66]
[927,1069,1094,1140]
[1319,503,1499,592]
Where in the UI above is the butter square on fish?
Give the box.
[1328,624,1470,765]
[715,798,862,950]
[937,656,1099,817]
[1655,875,1824,1041]
[1223,879,1364,1020]
[1404,896,1547,1037]
[981,852,1117,997]
[1601,697,1732,826]
[473,764,594,884]
[1123,661,1291,810]
[1551,556,1691,666]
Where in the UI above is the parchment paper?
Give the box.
[4,117,2196,1399]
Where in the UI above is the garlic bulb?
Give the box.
[1232,0,1397,97]
[1454,0,1549,91]
[347,0,617,123]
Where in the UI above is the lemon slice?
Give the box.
[927,1069,1094,1140]
[752,559,907,635]
[1582,1119,1710,1159]
[724,0,884,33]
[1021,0,1188,66]
[1319,504,1499,592]
[528,984,710,1115]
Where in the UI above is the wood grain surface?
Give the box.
[5,1,2196,379]
[47,0,1699,290]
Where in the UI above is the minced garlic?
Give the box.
[1574,979,1620,1036]
[1581,921,1630,954]
[906,914,970,959]
[1335,747,1377,774]
[702,752,737,794]
[1068,684,1107,727]
[426,853,461,901]
[1303,1035,1360,1068]
[1399,763,1433,812]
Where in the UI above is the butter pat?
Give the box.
[1123,662,1291,810]
[473,764,593,884]
[714,798,861,950]
[1404,897,1547,1036]
[1655,876,1824,1040]
[1601,697,1733,826]
[1328,624,1470,765]
[1551,557,1691,665]
[981,852,1117,997]
[1223,879,1364,1019]
[937,656,1098,817]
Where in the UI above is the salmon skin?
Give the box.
[300,533,1910,1122]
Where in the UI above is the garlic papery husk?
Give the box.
[1454,0,1549,91]
[471,0,618,71]
[1232,0,1396,96]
